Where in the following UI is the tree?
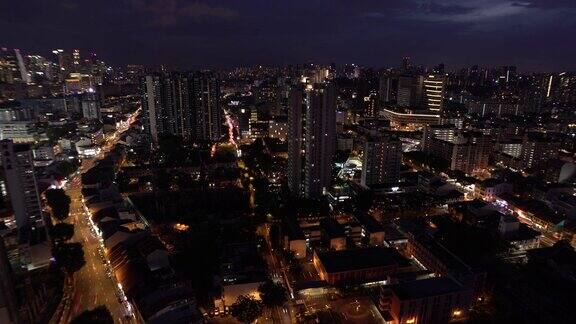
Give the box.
[229,295,263,323]
[44,189,71,222]
[51,223,75,242]
[154,168,172,192]
[56,161,78,178]
[258,280,287,308]
[158,134,186,166]
[52,242,85,274]
[71,305,113,324]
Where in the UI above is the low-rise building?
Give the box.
[380,277,473,324]
[313,247,413,285]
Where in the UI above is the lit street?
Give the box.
[59,111,139,324]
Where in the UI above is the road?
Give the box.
[65,175,129,323]
[405,158,559,247]
[60,110,139,323]
[257,224,293,324]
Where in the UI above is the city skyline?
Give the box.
[1,0,576,71]
[1,2,576,324]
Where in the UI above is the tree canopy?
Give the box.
[258,280,287,308]
[44,189,71,222]
[51,223,75,242]
[230,295,263,323]
[70,305,113,324]
[52,242,85,274]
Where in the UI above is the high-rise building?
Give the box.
[81,90,101,120]
[402,56,411,72]
[72,49,81,72]
[191,71,222,141]
[287,86,303,195]
[0,140,43,231]
[379,74,398,104]
[424,132,492,174]
[14,49,30,84]
[521,132,562,169]
[287,81,336,199]
[397,75,415,107]
[419,74,445,112]
[141,71,222,146]
[52,49,72,77]
[0,48,22,84]
[0,140,50,270]
[361,133,402,187]
[303,83,336,199]
[422,124,456,152]
[0,238,18,324]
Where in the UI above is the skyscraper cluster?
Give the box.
[141,71,222,145]
[141,71,223,144]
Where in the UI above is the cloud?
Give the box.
[409,1,528,23]
[134,0,238,26]
[512,1,576,9]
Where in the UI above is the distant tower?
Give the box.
[81,90,101,120]
[402,56,411,72]
[14,49,30,84]
[141,74,162,146]
[72,49,81,72]
[419,74,445,113]
[191,71,222,141]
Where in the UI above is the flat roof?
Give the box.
[317,247,409,273]
[390,277,464,300]
[320,218,345,238]
[355,213,384,233]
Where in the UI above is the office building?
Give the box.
[419,74,445,112]
[0,48,22,84]
[397,75,416,107]
[72,49,81,72]
[361,133,402,187]
[81,90,101,120]
[381,109,440,128]
[0,121,37,143]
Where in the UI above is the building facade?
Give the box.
[361,133,402,187]
[141,71,222,146]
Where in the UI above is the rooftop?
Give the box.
[389,277,464,300]
[316,247,410,273]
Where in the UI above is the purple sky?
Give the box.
[1,0,575,71]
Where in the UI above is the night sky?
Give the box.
[1,0,575,71]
